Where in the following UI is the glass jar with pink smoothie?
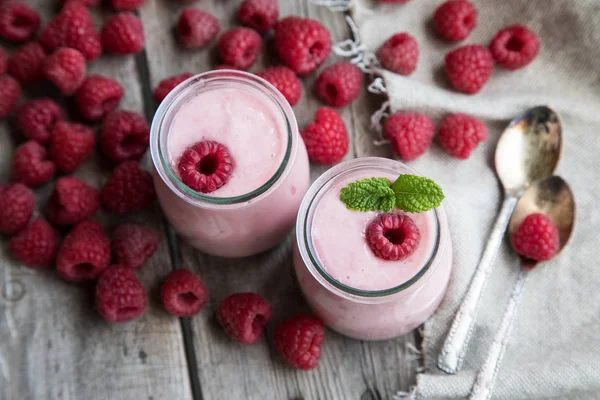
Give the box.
[151,70,310,257]
[294,157,452,340]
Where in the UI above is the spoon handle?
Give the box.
[470,270,528,400]
[437,195,518,374]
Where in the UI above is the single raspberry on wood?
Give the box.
[218,27,262,70]
[9,219,59,268]
[0,183,34,235]
[274,17,331,76]
[238,0,279,34]
[176,8,219,49]
[50,121,96,173]
[100,110,150,163]
[57,220,110,282]
[315,62,363,107]
[0,75,21,120]
[111,223,158,270]
[511,213,559,262]
[377,33,419,76]
[47,176,100,226]
[445,44,493,94]
[96,265,147,322]
[301,107,349,164]
[490,25,540,70]
[8,42,46,85]
[434,0,477,42]
[274,314,325,370]
[101,13,145,55]
[12,141,56,187]
[177,140,234,193]
[101,161,155,214]
[43,47,86,95]
[217,292,272,345]
[438,113,488,159]
[161,269,208,317]
[0,2,41,43]
[366,212,420,261]
[76,75,124,121]
[384,113,434,161]
[153,73,193,104]
[110,0,145,11]
[256,66,301,106]
[16,98,64,144]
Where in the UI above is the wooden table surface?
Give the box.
[0,1,420,399]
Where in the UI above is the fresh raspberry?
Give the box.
[384,113,434,161]
[176,8,219,49]
[238,0,279,34]
[274,314,325,370]
[57,220,110,282]
[16,98,64,143]
[218,27,262,70]
[40,3,102,60]
[315,62,363,107]
[47,176,100,226]
[366,212,420,261]
[0,46,6,74]
[490,25,540,70]
[0,183,34,235]
[43,47,86,95]
[110,0,145,11]
[511,213,559,262]
[111,223,158,270]
[96,265,147,322]
[101,13,145,55]
[0,2,40,43]
[301,107,348,164]
[0,75,21,119]
[217,293,272,345]
[274,17,332,76]
[445,44,493,94]
[161,269,208,317]
[434,0,477,42]
[153,73,193,104]
[438,113,487,159]
[76,75,124,121]
[12,141,56,187]
[49,121,96,173]
[101,161,155,214]
[9,219,59,268]
[8,42,46,85]
[256,66,301,106]
[377,33,419,76]
[177,140,234,193]
[100,110,150,163]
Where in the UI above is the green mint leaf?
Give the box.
[391,174,445,213]
[340,178,396,212]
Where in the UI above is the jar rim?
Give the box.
[150,70,298,208]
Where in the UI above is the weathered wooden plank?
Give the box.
[0,2,192,399]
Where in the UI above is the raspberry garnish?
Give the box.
[315,62,363,107]
[217,293,272,345]
[384,113,434,161]
[445,44,493,94]
[176,8,219,49]
[100,110,150,163]
[274,17,332,76]
[238,0,279,34]
[153,73,193,104]
[490,25,540,70]
[47,176,100,226]
[12,141,56,187]
[8,41,46,85]
[511,213,559,262]
[434,0,477,42]
[43,47,86,95]
[76,75,124,121]
[101,161,155,214]
[0,183,34,235]
[50,121,96,173]
[256,66,301,106]
[9,219,59,268]
[110,0,145,11]
[16,98,64,144]
[57,220,110,282]
[439,113,488,159]
[161,269,208,317]
[0,75,21,120]
[218,27,262,70]
[274,314,325,370]
[366,212,421,261]
[96,265,147,322]
[377,32,419,76]
[177,140,234,193]
[111,223,158,270]
[301,107,349,164]
[0,2,40,43]
[101,13,145,54]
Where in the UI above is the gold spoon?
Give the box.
[470,175,576,400]
[438,106,563,374]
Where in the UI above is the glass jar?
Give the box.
[151,70,310,257]
[294,157,452,340]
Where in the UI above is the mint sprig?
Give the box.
[340,174,444,213]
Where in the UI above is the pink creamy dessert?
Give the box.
[294,158,452,340]
[151,71,309,257]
